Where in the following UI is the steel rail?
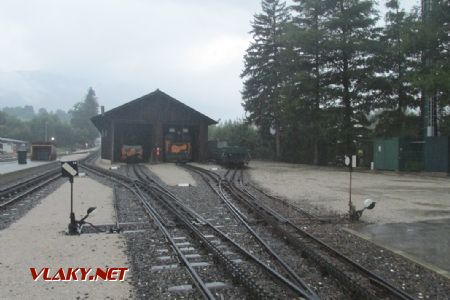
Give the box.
[229,168,238,182]
[229,175,378,299]
[112,185,120,230]
[223,168,231,179]
[183,164,319,300]
[0,167,59,196]
[246,182,318,220]
[132,183,216,300]
[214,167,380,299]
[80,162,216,300]
[217,179,318,299]
[131,165,276,299]
[134,164,316,299]
[81,161,278,299]
[185,164,416,300]
[0,172,60,208]
[233,170,416,300]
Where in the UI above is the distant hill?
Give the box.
[0,71,89,112]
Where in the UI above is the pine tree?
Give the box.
[414,0,450,136]
[241,0,290,160]
[290,0,335,164]
[371,0,421,137]
[324,0,379,154]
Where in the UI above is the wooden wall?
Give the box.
[98,93,212,162]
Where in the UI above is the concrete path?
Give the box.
[0,176,132,299]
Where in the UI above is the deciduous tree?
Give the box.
[69,87,99,146]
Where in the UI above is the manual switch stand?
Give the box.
[61,161,101,235]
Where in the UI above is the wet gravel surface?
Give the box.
[240,169,450,300]
[2,156,446,299]
[180,166,355,299]
[82,162,450,299]
[313,223,450,299]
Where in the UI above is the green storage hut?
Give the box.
[373,138,424,171]
[424,136,450,173]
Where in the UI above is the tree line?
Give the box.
[240,0,450,164]
[2,106,71,123]
[0,87,99,148]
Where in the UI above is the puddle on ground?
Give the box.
[391,179,434,183]
[402,209,450,218]
[412,202,450,209]
[354,218,450,273]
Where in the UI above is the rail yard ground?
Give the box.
[246,161,450,279]
[0,175,131,299]
[247,160,450,224]
[1,154,449,299]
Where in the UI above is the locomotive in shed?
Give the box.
[120,145,144,163]
[164,127,192,162]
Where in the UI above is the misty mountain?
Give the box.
[0,71,89,112]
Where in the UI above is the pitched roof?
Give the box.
[0,137,27,144]
[91,89,217,126]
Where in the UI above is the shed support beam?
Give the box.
[198,124,208,161]
[110,122,115,162]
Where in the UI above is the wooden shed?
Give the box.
[91,89,217,162]
[31,142,57,161]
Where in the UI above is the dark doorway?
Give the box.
[114,123,152,162]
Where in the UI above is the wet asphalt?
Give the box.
[355,218,450,276]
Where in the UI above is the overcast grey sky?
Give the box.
[0,0,419,121]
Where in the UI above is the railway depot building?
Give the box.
[91,89,217,163]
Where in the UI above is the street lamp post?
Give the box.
[44,121,48,141]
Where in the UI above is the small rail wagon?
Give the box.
[31,142,56,161]
[208,140,250,167]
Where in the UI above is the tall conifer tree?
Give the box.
[371,0,421,137]
[324,0,379,153]
[290,0,334,163]
[241,0,290,160]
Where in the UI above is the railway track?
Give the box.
[184,164,416,300]
[80,157,317,299]
[133,164,320,299]
[0,167,60,209]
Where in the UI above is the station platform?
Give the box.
[0,176,131,299]
[0,152,91,177]
[348,218,450,279]
[0,159,51,176]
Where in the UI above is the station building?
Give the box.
[0,137,28,154]
[91,89,217,162]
